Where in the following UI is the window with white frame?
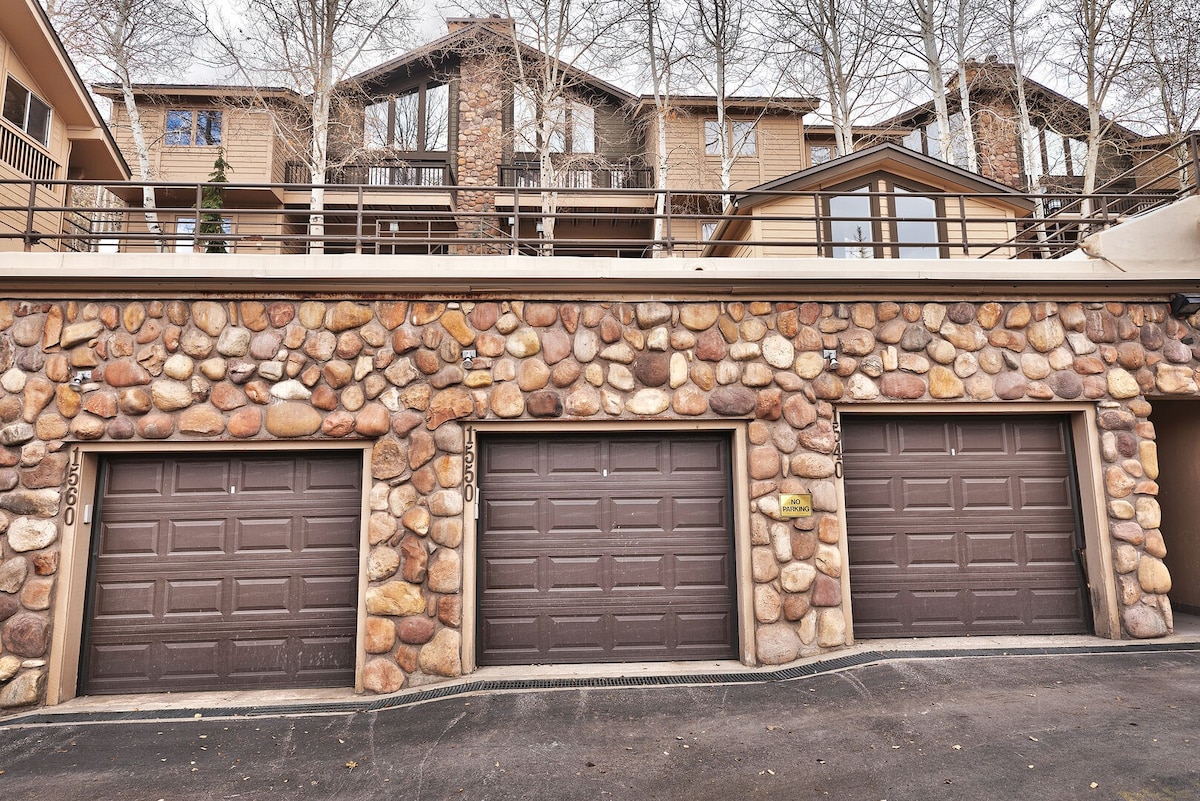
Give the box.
[2,77,51,146]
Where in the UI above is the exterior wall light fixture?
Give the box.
[1169,293,1200,317]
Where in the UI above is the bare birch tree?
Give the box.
[891,0,989,170]
[680,0,778,192]
[200,0,415,247]
[489,0,629,248]
[774,0,900,157]
[990,0,1055,190]
[1128,0,1200,171]
[49,0,197,249]
[632,0,685,251]
[1057,0,1150,194]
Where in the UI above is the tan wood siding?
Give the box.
[108,103,281,183]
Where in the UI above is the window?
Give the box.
[165,109,222,146]
[828,186,874,259]
[892,188,939,258]
[512,84,595,154]
[823,174,946,258]
[1066,137,1088,177]
[174,216,232,253]
[731,120,756,156]
[1043,129,1066,176]
[3,77,51,146]
[364,101,390,149]
[704,119,722,155]
[363,83,450,152]
[704,119,757,157]
[425,83,449,151]
[945,112,968,169]
[394,92,421,150]
[810,145,832,166]
[701,221,719,241]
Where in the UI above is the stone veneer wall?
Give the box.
[973,94,1024,190]
[0,295,1194,709]
[454,57,505,252]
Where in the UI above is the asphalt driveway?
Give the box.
[1,648,1197,801]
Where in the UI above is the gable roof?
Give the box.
[3,0,129,179]
[881,60,1145,142]
[352,18,638,105]
[738,142,1034,211]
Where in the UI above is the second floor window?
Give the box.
[513,85,596,155]
[364,82,449,153]
[2,77,51,147]
[165,109,222,146]
[704,118,757,157]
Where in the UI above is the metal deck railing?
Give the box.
[2,135,1194,258]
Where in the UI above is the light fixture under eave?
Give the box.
[1169,293,1200,317]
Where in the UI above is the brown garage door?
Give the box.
[478,432,736,665]
[83,452,361,695]
[842,415,1089,638]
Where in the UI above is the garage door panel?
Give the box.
[548,440,602,475]
[1029,588,1088,624]
[173,460,232,495]
[92,580,157,619]
[956,422,1010,454]
[844,477,896,511]
[548,498,604,531]
[1018,477,1074,509]
[548,556,605,589]
[609,440,666,475]
[907,533,962,567]
[105,461,165,496]
[300,574,359,610]
[670,438,729,474]
[233,517,293,552]
[609,555,667,589]
[960,477,1014,509]
[98,521,160,557]
[671,496,728,529]
[900,477,955,510]
[230,639,288,676]
[161,641,222,677]
[484,498,540,531]
[164,579,223,615]
[963,532,1020,567]
[843,415,1088,638]
[301,515,362,552]
[675,553,731,587]
[170,519,227,554]
[481,556,540,591]
[610,497,666,530]
[676,612,734,647]
[85,452,361,694]
[232,577,290,612]
[1024,530,1080,565]
[478,433,735,665]
[1013,421,1069,453]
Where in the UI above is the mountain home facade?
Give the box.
[0,10,1198,712]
